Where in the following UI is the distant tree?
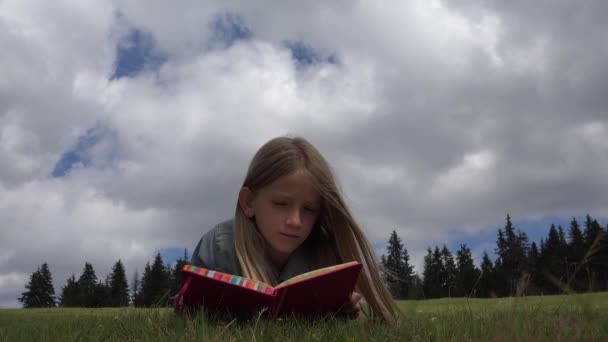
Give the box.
[477,251,495,298]
[494,228,508,296]
[600,224,608,291]
[494,214,529,296]
[569,217,585,262]
[140,253,170,306]
[541,224,563,294]
[19,262,56,308]
[582,215,606,291]
[59,274,80,307]
[77,262,99,307]
[131,269,142,307]
[583,215,602,253]
[109,260,129,307]
[381,231,400,298]
[440,245,457,297]
[140,262,152,306]
[422,246,444,299]
[568,217,586,290]
[94,276,111,307]
[527,242,542,295]
[165,261,173,295]
[421,248,434,299]
[380,255,387,269]
[492,257,508,297]
[557,225,569,284]
[408,274,425,300]
[455,244,478,297]
[381,231,414,299]
[399,244,416,298]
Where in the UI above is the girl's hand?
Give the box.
[338,291,362,319]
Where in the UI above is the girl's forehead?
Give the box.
[263,169,320,197]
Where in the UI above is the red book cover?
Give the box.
[175,261,362,318]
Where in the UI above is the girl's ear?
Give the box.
[238,186,255,218]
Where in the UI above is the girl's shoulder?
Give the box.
[191,218,241,275]
[209,218,234,237]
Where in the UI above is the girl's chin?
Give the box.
[269,243,298,257]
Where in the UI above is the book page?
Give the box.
[274,261,361,289]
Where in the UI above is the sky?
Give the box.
[1,1,608,308]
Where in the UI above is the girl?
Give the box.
[191,136,400,323]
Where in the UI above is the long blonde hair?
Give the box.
[233,136,400,323]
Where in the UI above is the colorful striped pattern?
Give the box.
[182,265,274,295]
[275,261,361,289]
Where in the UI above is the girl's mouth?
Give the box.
[280,232,299,239]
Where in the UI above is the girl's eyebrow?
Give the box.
[273,192,319,206]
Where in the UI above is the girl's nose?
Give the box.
[286,208,302,227]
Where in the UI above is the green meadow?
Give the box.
[1,292,607,341]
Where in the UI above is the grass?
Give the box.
[1,292,607,341]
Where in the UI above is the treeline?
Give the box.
[19,214,608,307]
[381,214,608,299]
[19,251,189,308]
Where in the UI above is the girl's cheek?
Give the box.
[303,210,318,225]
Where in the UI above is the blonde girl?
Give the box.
[191,136,400,323]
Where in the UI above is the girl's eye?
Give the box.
[304,207,317,213]
[273,201,287,206]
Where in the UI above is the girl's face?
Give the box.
[240,168,321,268]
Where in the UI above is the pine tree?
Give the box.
[408,274,425,300]
[528,242,542,295]
[600,224,608,291]
[455,244,478,297]
[568,217,585,290]
[171,249,190,296]
[495,228,506,263]
[109,260,129,307]
[557,225,569,284]
[422,246,445,298]
[478,251,495,298]
[94,277,111,307]
[77,262,99,307]
[380,255,387,269]
[494,214,529,296]
[583,215,601,252]
[399,244,415,299]
[140,253,170,306]
[582,216,606,291]
[541,224,563,294]
[493,257,507,297]
[382,230,411,299]
[165,261,173,298]
[132,269,143,307]
[59,274,80,307]
[569,217,585,262]
[19,262,56,308]
[39,263,56,307]
[440,245,457,297]
[494,227,508,296]
[422,248,434,299]
[139,262,151,306]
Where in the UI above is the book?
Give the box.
[174,261,362,318]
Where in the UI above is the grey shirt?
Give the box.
[191,219,312,286]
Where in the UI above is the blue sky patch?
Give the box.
[284,41,339,67]
[208,13,252,49]
[111,28,166,80]
[158,247,190,267]
[52,123,116,178]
